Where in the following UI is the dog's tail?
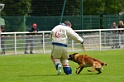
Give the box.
[101,63,108,66]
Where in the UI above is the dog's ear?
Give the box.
[73,53,78,55]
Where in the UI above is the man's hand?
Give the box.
[81,44,85,52]
[33,30,37,33]
[50,34,52,41]
[81,41,85,52]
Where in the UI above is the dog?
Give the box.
[68,53,107,74]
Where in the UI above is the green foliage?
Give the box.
[0,0,31,31]
[30,0,124,16]
[103,0,122,14]
[0,50,124,82]
[31,0,64,16]
[83,0,122,15]
[1,0,31,16]
[0,0,124,31]
[0,0,124,16]
[3,16,25,32]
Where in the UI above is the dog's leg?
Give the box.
[88,68,102,74]
[77,67,84,74]
[76,64,84,74]
[96,68,102,74]
[88,61,102,73]
[87,69,95,72]
[76,67,80,74]
[87,65,95,72]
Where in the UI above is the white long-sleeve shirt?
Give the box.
[51,25,83,45]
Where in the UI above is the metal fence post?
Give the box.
[90,15,92,29]
[99,29,101,51]
[60,0,66,23]
[23,16,26,31]
[42,32,45,54]
[72,40,74,52]
[0,3,5,53]
[119,34,121,48]
[14,33,17,55]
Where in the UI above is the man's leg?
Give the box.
[61,47,72,75]
[1,40,5,54]
[61,59,72,75]
[30,39,34,54]
[51,55,62,75]
[24,38,29,54]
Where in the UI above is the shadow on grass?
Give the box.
[19,74,66,77]
[19,73,101,77]
[74,72,102,75]
[83,73,101,75]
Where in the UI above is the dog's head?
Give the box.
[68,53,79,62]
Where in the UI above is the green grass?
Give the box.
[0,50,124,82]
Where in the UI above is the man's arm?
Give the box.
[66,27,84,43]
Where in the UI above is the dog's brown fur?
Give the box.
[68,53,107,74]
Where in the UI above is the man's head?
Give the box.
[64,21,72,27]
[32,23,37,28]
[112,22,116,27]
[119,20,123,26]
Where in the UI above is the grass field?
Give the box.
[0,50,124,82]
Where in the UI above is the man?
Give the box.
[111,22,119,49]
[50,21,84,75]
[0,25,6,54]
[0,17,5,54]
[118,20,124,33]
[111,22,118,32]
[24,23,39,54]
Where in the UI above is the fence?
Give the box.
[0,28,124,55]
[2,15,124,32]
[2,15,100,32]
[102,14,124,29]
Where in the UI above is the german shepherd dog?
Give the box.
[68,53,107,74]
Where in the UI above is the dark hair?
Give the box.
[64,21,72,26]
[1,25,5,29]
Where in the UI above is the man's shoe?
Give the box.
[117,46,120,48]
[57,64,62,75]
[24,52,28,54]
[1,52,5,54]
[30,52,34,54]
[111,46,114,49]
[115,46,120,48]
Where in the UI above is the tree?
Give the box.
[0,0,31,32]
[30,0,81,16]
[1,0,31,16]
[83,0,123,15]
[1,0,124,16]
[30,0,64,16]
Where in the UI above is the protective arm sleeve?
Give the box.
[66,27,84,44]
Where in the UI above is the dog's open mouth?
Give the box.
[68,55,73,60]
[68,57,71,60]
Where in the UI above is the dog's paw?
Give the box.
[87,70,92,72]
[97,72,102,74]
[76,71,78,74]
[75,70,79,74]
